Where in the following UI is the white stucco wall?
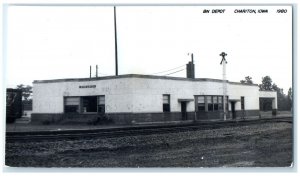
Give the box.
[33,76,261,113]
[259,91,277,98]
[228,84,260,110]
[33,78,135,113]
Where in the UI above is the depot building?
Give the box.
[31,61,277,125]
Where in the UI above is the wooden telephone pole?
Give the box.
[114,6,118,76]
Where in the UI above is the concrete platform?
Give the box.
[6,119,196,133]
[15,117,31,124]
[6,112,292,133]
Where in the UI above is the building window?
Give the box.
[163,94,170,112]
[64,97,80,113]
[207,96,213,111]
[218,96,223,110]
[64,96,105,114]
[213,96,218,111]
[196,95,228,112]
[225,96,229,111]
[241,96,245,110]
[197,96,205,111]
[98,95,105,114]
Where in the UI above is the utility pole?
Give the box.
[220,52,228,121]
[90,65,92,78]
[96,65,98,78]
[114,6,118,76]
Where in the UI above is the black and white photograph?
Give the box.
[2,1,294,171]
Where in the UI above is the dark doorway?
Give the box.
[231,102,236,119]
[82,96,97,112]
[259,98,273,111]
[181,102,187,120]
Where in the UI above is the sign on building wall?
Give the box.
[79,85,96,89]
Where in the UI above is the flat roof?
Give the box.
[33,74,258,86]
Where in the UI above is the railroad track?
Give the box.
[6,116,292,142]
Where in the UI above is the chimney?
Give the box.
[186,53,195,79]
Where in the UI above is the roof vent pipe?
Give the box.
[90,65,92,78]
[96,65,98,78]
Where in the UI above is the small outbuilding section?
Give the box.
[259,90,278,115]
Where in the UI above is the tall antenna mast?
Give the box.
[114,6,119,76]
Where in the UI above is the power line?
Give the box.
[151,64,186,75]
[98,73,110,76]
[91,63,187,76]
[163,68,186,76]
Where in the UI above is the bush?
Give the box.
[42,120,51,125]
[87,114,114,125]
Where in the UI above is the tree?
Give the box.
[288,87,292,110]
[273,84,286,110]
[259,76,273,91]
[272,83,283,94]
[259,76,292,111]
[288,87,292,100]
[16,84,32,102]
[240,76,253,84]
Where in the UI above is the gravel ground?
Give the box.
[5,121,292,167]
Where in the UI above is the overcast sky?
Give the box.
[5,5,292,93]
